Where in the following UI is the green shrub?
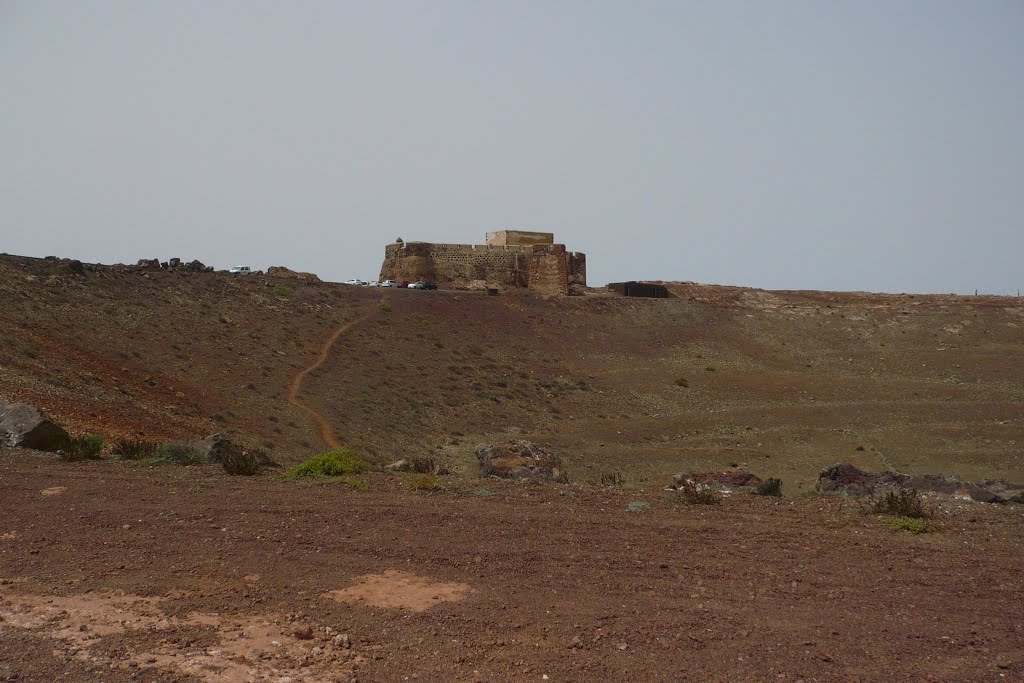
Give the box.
[627,500,650,513]
[872,488,927,518]
[886,516,931,534]
[153,442,209,466]
[378,300,392,313]
[408,475,444,492]
[755,477,783,497]
[61,435,104,461]
[286,448,371,478]
[111,439,158,461]
[272,284,292,296]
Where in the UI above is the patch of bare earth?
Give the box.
[326,570,471,612]
[0,588,360,682]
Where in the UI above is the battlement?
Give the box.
[485,230,554,247]
[380,232,585,294]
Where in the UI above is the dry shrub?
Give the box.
[600,472,625,487]
[111,439,158,461]
[872,488,927,518]
[678,480,721,505]
[755,477,783,497]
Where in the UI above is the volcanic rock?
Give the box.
[816,463,1023,504]
[669,471,762,493]
[267,266,321,282]
[0,398,71,452]
[475,441,568,483]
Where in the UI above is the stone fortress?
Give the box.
[379,230,586,295]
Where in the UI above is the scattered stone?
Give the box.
[385,457,447,475]
[669,471,762,494]
[0,398,71,452]
[475,441,568,483]
[817,464,1024,504]
[189,434,277,468]
[294,624,314,641]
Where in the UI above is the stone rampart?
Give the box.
[379,233,585,293]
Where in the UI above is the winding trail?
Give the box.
[286,316,369,449]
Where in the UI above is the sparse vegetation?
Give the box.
[675,377,689,387]
[272,284,292,296]
[378,300,392,313]
[153,442,209,466]
[111,439,158,461]
[408,474,445,492]
[885,516,932,534]
[755,477,783,497]
[627,500,650,512]
[677,480,721,505]
[60,434,104,461]
[600,471,625,487]
[871,488,927,518]
[286,448,371,478]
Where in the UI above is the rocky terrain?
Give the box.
[1,252,1023,681]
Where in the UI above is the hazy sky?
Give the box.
[2,2,1022,293]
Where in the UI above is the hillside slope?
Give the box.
[1,254,1022,489]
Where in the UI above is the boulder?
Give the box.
[816,463,1023,504]
[475,441,568,483]
[181,259,212,272]
[815,464,906,496]
[190,433,242,463]
[136,258,161,269]
[0,398,71,452]
[267,266,321,282]
[386,457,447,475]
[670,471,763,493]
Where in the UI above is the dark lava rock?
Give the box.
[476,441,568,483]
[817,463,1023,504]
[0,398,71,452]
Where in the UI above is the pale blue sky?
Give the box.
[2,1,1022,293]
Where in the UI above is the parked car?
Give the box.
[229,266,252,275]
[380,280,398,288]
[344,278,366,286]
[399,281,409,288]
[420,281,438,290]
[367,281,380,287]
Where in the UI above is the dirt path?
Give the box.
[286,315,368,449]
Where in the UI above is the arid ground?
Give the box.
[1,254,1023,681]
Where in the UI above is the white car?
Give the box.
[379,280,397,288]
[229,266,252,275]
[344,279,366,286]
[367,281,380,287]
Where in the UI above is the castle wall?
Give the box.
[380,242,528,287]
[379,234,584,294]
[485,230,554,247]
